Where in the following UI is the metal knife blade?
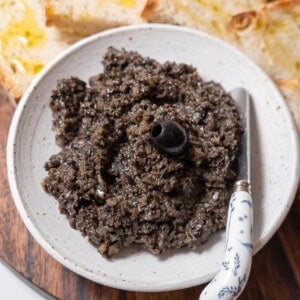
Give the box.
[230,88,251,183]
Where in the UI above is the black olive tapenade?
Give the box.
[43,48,240,257]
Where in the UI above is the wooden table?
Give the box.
[0,94,299,300]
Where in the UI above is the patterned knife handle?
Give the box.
[200,180,253,300]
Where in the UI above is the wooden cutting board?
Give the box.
[0,94,299,300]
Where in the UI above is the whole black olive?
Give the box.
[150,120,188,155]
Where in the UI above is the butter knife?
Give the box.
[200,88,253,300]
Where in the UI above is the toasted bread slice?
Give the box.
[276,79,300,131]
[45,0,149,35]
[0,0,77,101]
[142,0,266,37]
[228,0,300,79]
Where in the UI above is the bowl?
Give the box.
[7,24,300,292]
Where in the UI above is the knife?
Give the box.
[200,88,253,300]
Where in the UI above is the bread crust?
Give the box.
[141,0,159,19]
[228,0,300,31]
[276,78,300,89]
[0,70,22,101]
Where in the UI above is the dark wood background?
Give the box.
[0,95,299,299]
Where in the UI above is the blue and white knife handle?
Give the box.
[200,180,253,300]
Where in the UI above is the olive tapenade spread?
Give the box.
[43,48,240,257]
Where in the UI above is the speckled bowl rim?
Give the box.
[7,24,300,292]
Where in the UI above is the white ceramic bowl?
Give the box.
[7,24,300,292]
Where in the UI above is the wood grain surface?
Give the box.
[0,94,299,300]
